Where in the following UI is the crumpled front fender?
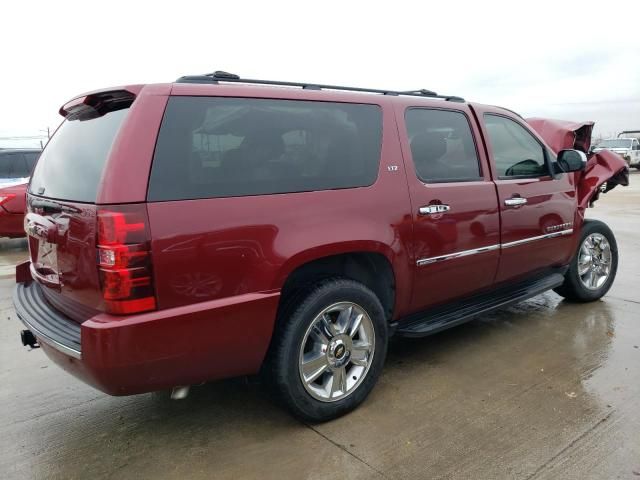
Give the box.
[578,149,629,209]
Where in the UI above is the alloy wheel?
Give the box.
[298,302,375,402]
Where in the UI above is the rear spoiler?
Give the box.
[59,86,143,120]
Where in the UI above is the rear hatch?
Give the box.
[26,90,155,322]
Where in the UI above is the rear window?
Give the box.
[148,97,382,201]
[29,108,129,202]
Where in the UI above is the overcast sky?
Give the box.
[1,0,638,147]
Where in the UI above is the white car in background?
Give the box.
[592,138,640,169]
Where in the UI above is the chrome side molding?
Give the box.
[416,244,500,266]
[416,229,574,266]
[501,229,573,249]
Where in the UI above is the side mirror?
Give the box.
[554,149,587,173]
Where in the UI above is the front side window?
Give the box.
[484,115,548,178]
[405,108,481,182]
[148,97,383,201]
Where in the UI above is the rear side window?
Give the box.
[484,114,548,178]
[405,108,481,182]
[148,97,382,201]
[29,108,129,202]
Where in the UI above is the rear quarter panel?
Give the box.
[146,92,415,319]
[97,84,172,204]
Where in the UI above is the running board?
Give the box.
[394,272,565,338]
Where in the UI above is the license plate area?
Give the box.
[29,236,61,288]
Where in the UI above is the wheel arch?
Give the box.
[273,243,403,323]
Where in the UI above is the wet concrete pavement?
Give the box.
[1,174,639,479]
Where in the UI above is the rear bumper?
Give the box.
[14,281,280,395]
[14,283,81,357]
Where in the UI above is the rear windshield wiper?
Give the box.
[29,198,82,214]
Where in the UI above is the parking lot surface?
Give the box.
[1,173,639,480]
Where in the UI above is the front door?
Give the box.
[396,103,500,312]
[473,106,578,283]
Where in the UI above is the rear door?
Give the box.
[472,105,577,283]
[395,102,500,311]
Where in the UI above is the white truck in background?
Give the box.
[592,132,640,169]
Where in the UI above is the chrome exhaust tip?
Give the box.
[170,386,190,400]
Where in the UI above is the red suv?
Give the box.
[13,72,628,421]
[0,148,40,237]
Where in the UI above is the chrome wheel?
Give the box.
[578,233,612,290]
[298,302,375,402]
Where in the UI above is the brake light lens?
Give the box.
[97,206,156,315]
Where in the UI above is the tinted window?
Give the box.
[29,108,129,202]
[148,97,382,201]
[484,115,547,177]
[24,152,40,171]
[405,109,481,182]
[0,153,14,177]
[0,153,31,178]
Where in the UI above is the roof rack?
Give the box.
[175,71,465,103]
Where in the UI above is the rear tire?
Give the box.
[267,278,388,422]
[554,220,618,302]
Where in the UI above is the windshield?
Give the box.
[29,108,129,202]
[597,139,632,149]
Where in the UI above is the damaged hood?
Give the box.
[527,117,594,153]
[527,117,629,209]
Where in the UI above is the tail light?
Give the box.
[0,194,16,206]
[96,205,156,315]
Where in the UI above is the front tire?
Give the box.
[268,278,388,422]
[554,220,618,302]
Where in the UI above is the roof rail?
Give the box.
[175,71,465,103]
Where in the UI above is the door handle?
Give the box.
[504,197,527,207]
[419,204,451,215]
